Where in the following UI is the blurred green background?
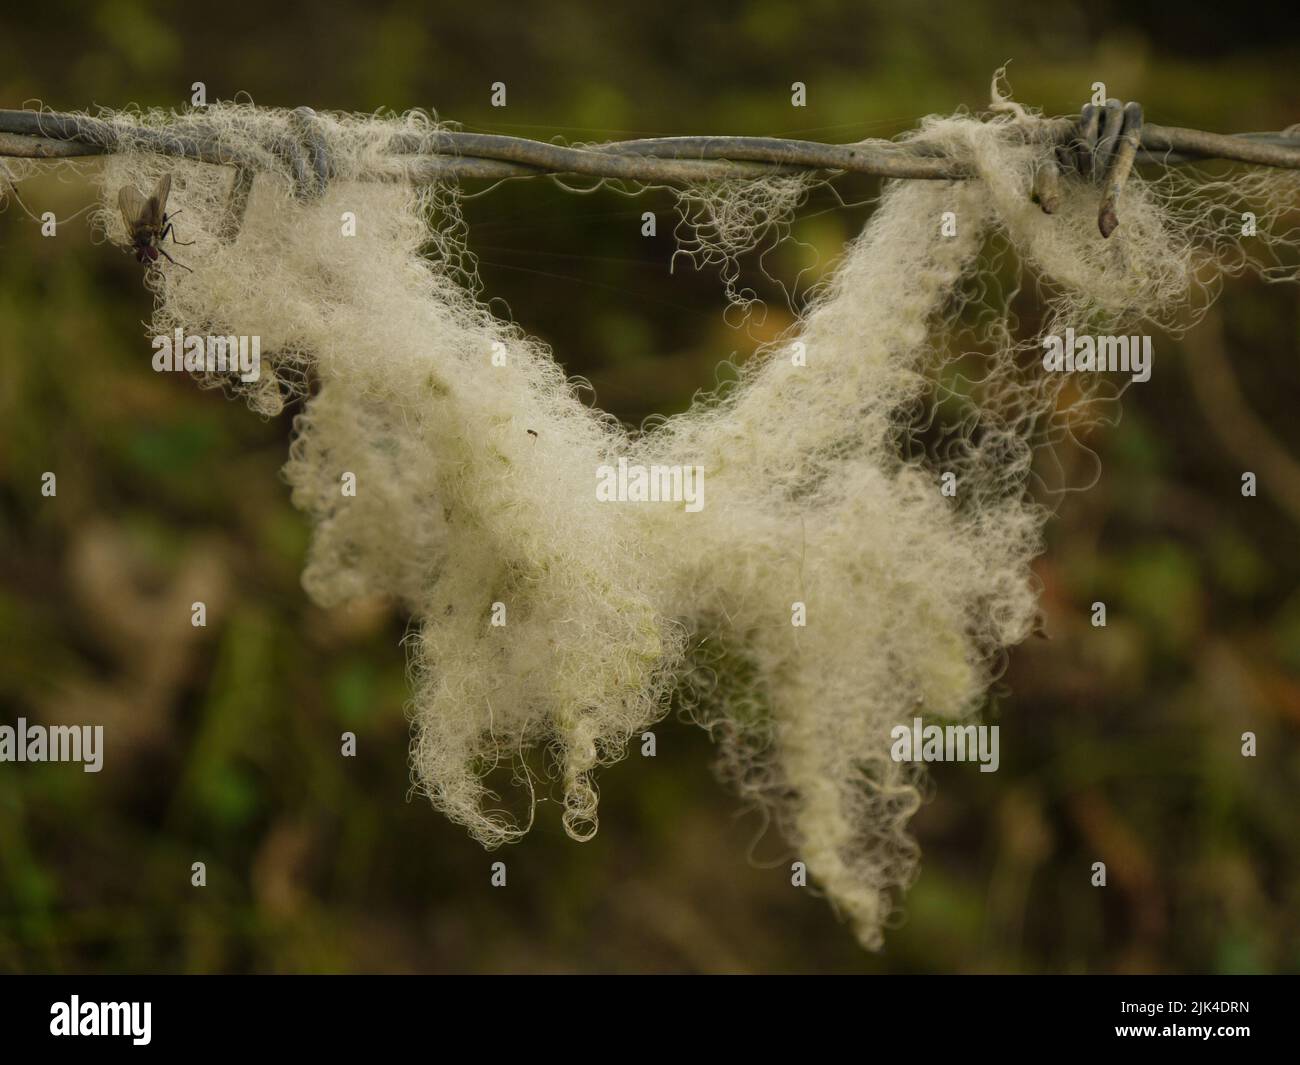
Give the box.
[2,0,1299,973]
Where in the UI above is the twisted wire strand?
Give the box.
[3,106,1299,183]
[4,103,1299,240]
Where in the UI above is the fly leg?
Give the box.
[156,245,193,273]
[160,214,196,246]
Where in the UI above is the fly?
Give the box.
[118,173,193,272]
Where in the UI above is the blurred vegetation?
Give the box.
[1,0,1299,973]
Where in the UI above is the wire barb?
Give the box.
[220,165,255,243]
[1032,156,1062,214]
[1098,102,1144,237]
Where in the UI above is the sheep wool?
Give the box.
[42,97,1298,949]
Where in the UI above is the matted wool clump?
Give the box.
[29,98,1297,949]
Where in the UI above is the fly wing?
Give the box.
[147,173,172,223]
[118,184,149,231]
[134,172,171,231]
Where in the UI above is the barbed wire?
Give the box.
[3,105,1299,183]
[3,102,1299,240]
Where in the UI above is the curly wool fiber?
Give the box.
[67,102,1299,949]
